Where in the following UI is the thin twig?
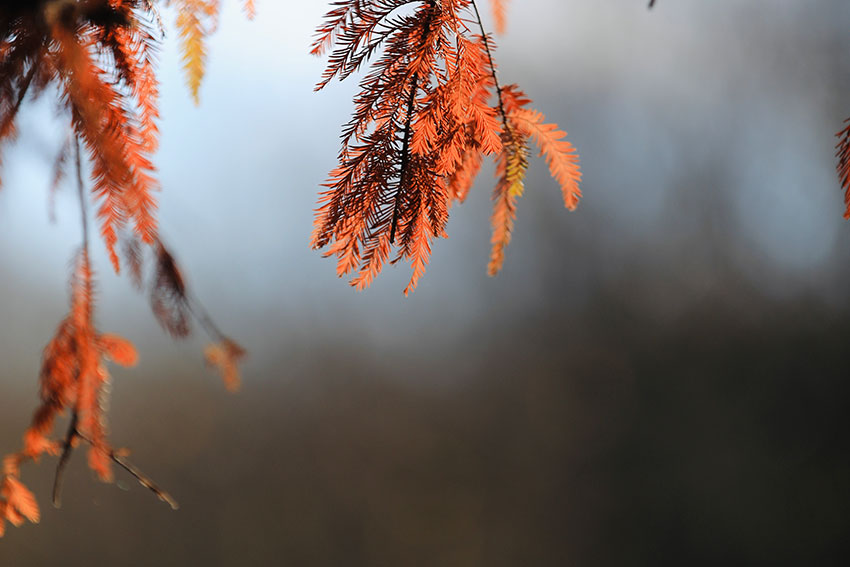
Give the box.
[52,412,79,508]
[76,433,179,511]
[111,450,179,511]
[186,296,227,343]
[74,137,89,250]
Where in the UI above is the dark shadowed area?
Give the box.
[2,1,850,565]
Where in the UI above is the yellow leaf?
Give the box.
[510,108,582,210]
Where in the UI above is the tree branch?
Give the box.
[76,433,179,511]
[52,412,79,508]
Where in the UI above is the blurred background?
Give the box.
[2,0,850,564]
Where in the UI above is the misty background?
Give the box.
[2,0,850,564]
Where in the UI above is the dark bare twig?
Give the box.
[74,137,88,250]
[76,433,179,510]
[112,453,179,510]
[52,412,79,508]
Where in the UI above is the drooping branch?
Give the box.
[51,147,179,512]
[312,0,581,290]
[1,0,243,538]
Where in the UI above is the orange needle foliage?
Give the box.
[489,0,507,34]
[1,251,136,534]
[311,0,582,294]
[0,0,244,536]
[1,0,160,271]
